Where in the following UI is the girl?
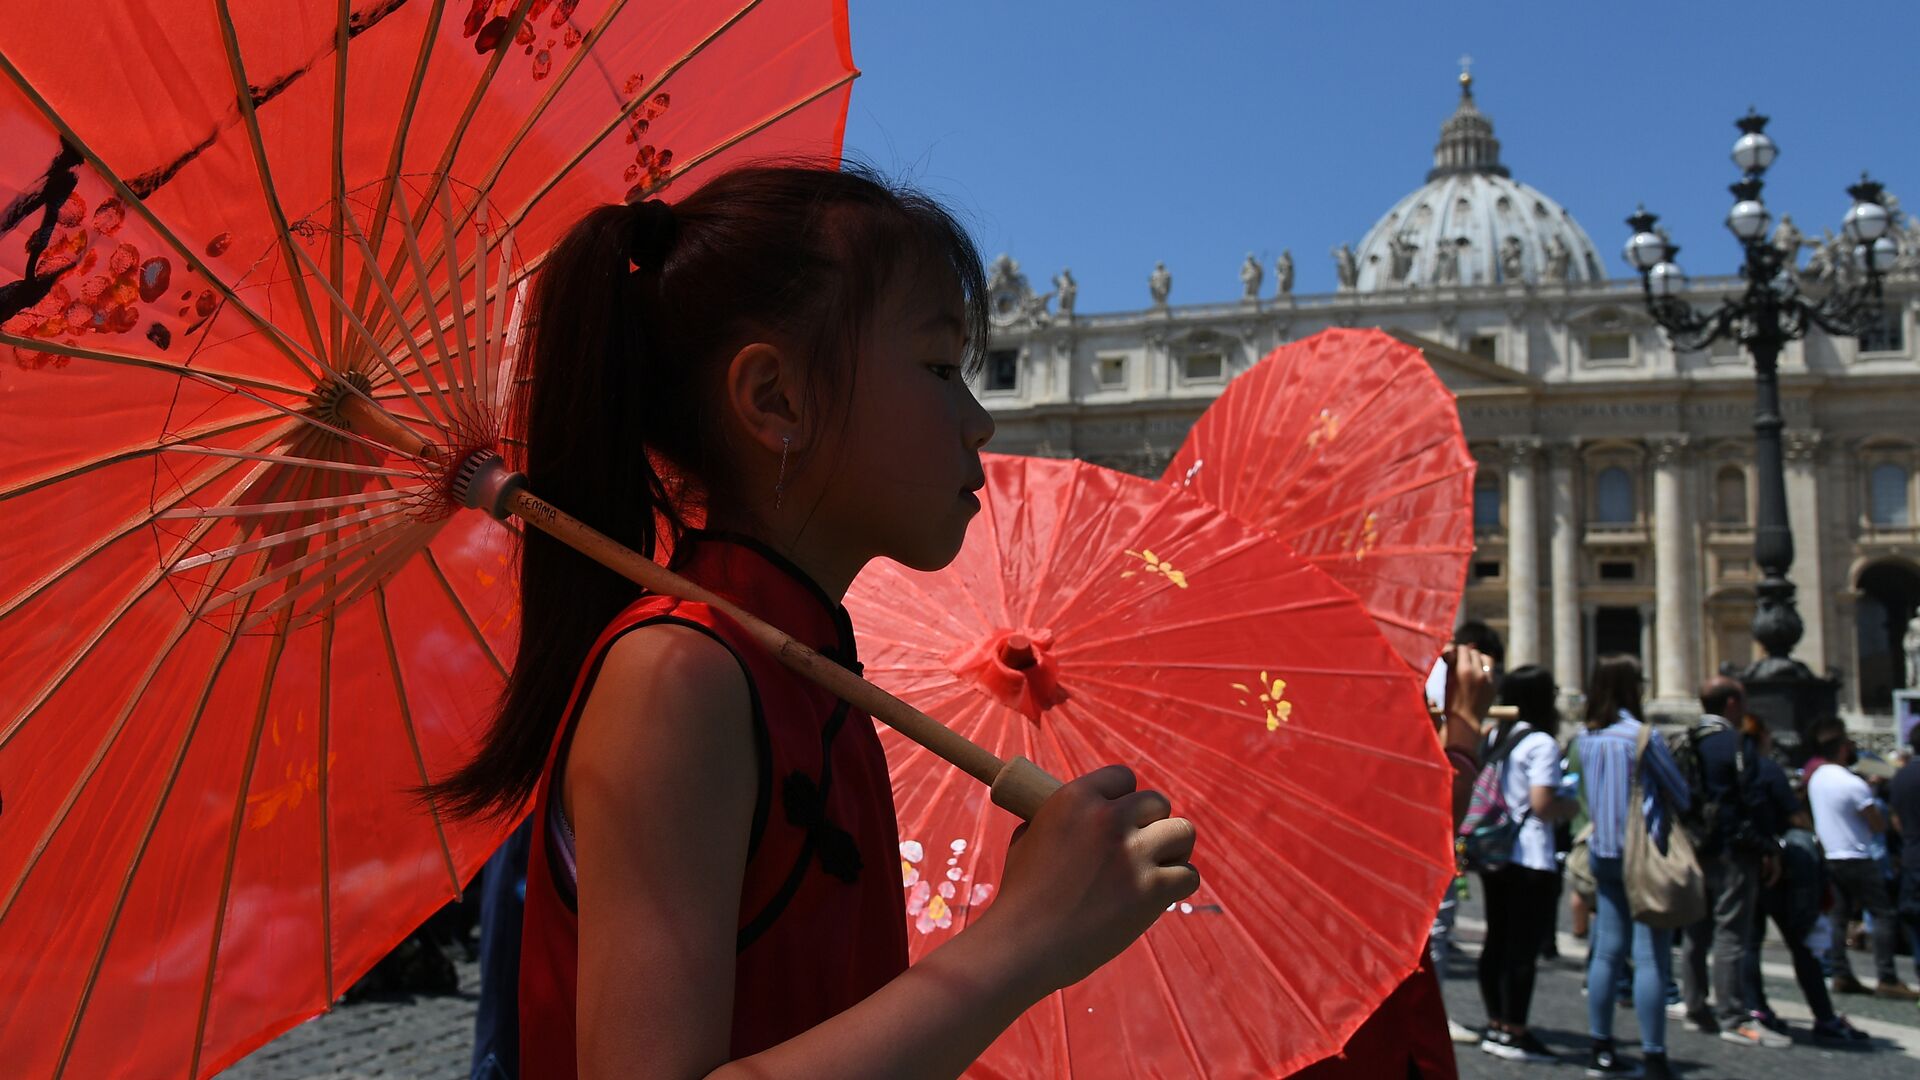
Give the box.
[1473,665,1577,1064]
[1574,655,1689,1080]
[421,163,1200,1080]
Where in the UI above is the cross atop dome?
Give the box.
[1430,64,1507,181]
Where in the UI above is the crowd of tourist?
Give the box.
[1443,621,1920,1079]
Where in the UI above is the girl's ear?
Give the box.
[723,341,805,454]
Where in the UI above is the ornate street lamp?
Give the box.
[1624,108,1897,742]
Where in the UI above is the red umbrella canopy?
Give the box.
[846,453,1455,1078]
[1162,327,1476,673]
[0,3,855,1077]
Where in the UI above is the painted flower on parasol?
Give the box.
[847,453,1457,1077]
[1163,327,1477,672]
[0,2,858,1077]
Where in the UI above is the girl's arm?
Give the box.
[571,625,1194,1080]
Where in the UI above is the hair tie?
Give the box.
[626,198,678,273]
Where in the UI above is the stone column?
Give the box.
[1651,435,1697,713]
[1549,443,1583,693]
[1784,431,1827,675]
[1502,436,1544,668]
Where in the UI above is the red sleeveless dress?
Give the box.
[518,533,910,1078]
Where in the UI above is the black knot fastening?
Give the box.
[626,198,677,274]
[781,772,862,883]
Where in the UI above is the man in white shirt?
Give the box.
[1806,727,1918,1000]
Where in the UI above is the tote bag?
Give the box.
[1623,721,1706,928]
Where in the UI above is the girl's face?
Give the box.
[804,273,994,575]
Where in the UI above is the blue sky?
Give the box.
[841,2,1920,313]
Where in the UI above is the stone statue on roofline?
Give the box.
[1149,261,1172,306]
[1387,233,1417,285]
[1275,250,1294,297]
[1499,235,1524,282]
[1543,233,1572,282]
[1053,268,1076,317]
[1240,253,1263,299]
[1332,244,1358,290]
[1905,613,1920,689]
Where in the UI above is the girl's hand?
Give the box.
[976,764,1199,995]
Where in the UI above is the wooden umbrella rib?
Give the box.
[631,70,858,200]
[471,199,494,414]
[315,580,337,1006]
[281,227,453,442]
[0,332,306,397]
[200,515,418,626]
[374,0,764,330]
[0,422,301,744]
[329,522,438,617]
[0,606,199,928]
[0,418,295,633]
[329,0,350,370]
[335,194,462,431]
[164,445,417,478]
[375,587,465,898]
[49,553,264,1080]
[211,0,332,368]
[171,501,411,573]
[435,182,483,421]
[344,0,448,363]
[420,544,509,679]
[357,0,536,348]
[159,487,416,519]
[382,182,476,425]
[187,600,298,1080]
[0,51,324,386]
[231,514,430,635]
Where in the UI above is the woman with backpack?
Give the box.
[1575,655,1692,1079]
[1472,666,1580,1063]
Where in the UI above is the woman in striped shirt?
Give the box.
[1574,655,1691,1079]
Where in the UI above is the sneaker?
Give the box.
[1449,1019,1480,1044]
[1641,1051,1672,1080]
[1684,1007,1717,1034]
[1749,1008,1791,1036]
[1721,1020,1791,1049]
[1482,1028,1514,1056]
[1663,1001,1688,1020]
[1499,1031,1559,1063]
[1832,971,1870,995]
[1585,1040,1643,1078]
[1875,980,1920,1001]
[1811,1015,1871,1043]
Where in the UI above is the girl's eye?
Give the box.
[928,364,959,382]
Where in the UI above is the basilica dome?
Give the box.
[1351,73,1606,292]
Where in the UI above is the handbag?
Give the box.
[1565,823,1596,900]
[1622,721,1707,928]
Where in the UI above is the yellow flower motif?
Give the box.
[1231,670,1295,731]
[1340,512,1380,561]
[1121,548,1189,588]
[1305,408,1340,450]
[245,751,339,830]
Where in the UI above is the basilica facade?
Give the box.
[971,74,1920,734]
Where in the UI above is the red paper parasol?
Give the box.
[1162,327,1476,672]
[0,3,855,1076]
[846,453,1456,1078]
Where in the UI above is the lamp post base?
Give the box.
[1740,654,1841,756]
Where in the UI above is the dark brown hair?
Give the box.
[418,162,989,825]
[1583,654,1645,730]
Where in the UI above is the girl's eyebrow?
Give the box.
[919,313,965,337]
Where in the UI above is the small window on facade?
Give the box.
[1858,305,1904,353]
[1469,335,1498,362]
[1473,560,1502,580]
[1595,466,1634,523]
[985,348,1019,392]
[1588,333,1631,362]
[1870,463,1911,525]
[1097,355,1127,388]
[1474,481,1502,530]
[1181,352,1224,382]
[1721,557,1750,578]
[1714,466,1748,524]
[1599,560,1636,581]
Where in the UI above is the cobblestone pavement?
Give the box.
[221,890,1920,1079]
[217,956,480,1080]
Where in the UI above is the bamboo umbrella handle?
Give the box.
[454,453,1064,820]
